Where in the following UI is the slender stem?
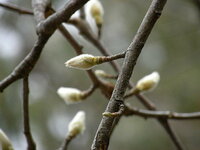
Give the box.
[124,106,200,120]
[135,93,184,150]
[60,134,75,150]
[0,2,33,15]
[23,76,36,150]
[97,52,126,64]
[82,84,97,99]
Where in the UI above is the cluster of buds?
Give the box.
[68,111,86,137]
[0,129,13,150]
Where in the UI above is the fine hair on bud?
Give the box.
[57,87,85,104]
[135,72,160,92]
[65,54,97,70]
[68,111,86,137]
[65,54,108,70]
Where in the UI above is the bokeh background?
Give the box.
[0,0,200,149]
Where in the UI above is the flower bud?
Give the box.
[0,129,13,150]
[135,72,160,92]
[90,0,104,27]
[68,111,86,137]
[94,70,107,77]
[57,87,84,104]
[65,54,97,70]
[65,54,107,70]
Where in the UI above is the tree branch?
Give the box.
[0,2,33,15]
[60,135,73,150]
[67,4,184,150]
[0,0,89,92]
[91,1,168,149]
[124,105,200,120]
[23,76,36,150]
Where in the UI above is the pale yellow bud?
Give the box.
[65,54,102,70]
[135,72,160,92]
[94,70,107,77]
[57,87,84,104]
[0,129,13,150]
[65,53,121,70]
[68,111,86,137]
[90,0,104,26]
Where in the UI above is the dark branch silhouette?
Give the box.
[23,76,36,150]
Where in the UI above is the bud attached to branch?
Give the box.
[95,70,108,77]
[95,70,117,79]
[65,54,97,70]
[0,129,14,150]
[90,0,104,27]
[68,111,86,137]
[88,0,104,38]
[57,87,85,104]
[65,53,125,70]
[135,72,160,92]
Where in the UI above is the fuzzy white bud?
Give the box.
[90,0,104,26]
[57,87,84,104]
[94,70,107,77]
[0,129,13,150]
[65,54,98,70]
[135,72,160,92]
[68,111,86,137]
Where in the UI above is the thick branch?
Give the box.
[67,3,183,149]
[91,1,167,150]
[23,76,36,150]
[32,0,50,23]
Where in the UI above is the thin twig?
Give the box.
[124,105,200,120]
[82,84,98,99]
[0,2,33,15]
[60,134,75,150]
[23,76,36,150]
[91,1,168,149]
[135,94,184,150]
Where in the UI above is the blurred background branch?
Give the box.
[0,0,200,150]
